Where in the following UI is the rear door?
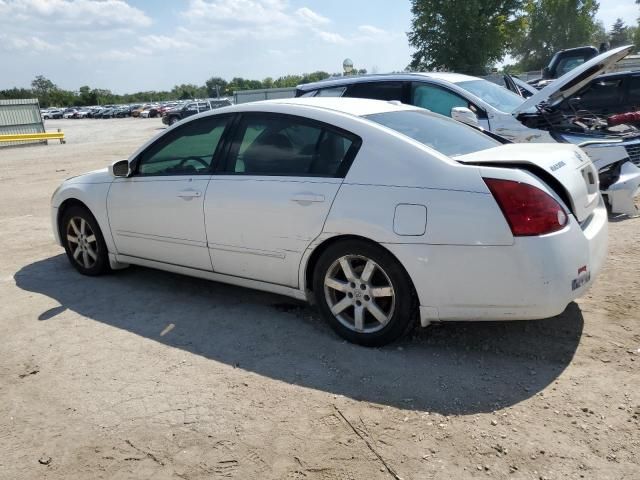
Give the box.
[204,112,361,287]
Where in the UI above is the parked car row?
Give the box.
[41,98,234,123]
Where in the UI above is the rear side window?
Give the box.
[226,114,360,177]
[344,82,404,101]
[365,109,499,157]
[317,87,347,97]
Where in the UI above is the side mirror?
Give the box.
[542,66,551,79]
[110,159,130,178]
[451,107,479,126]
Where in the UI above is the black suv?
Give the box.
[162,99,232,126]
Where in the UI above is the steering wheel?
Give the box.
[177,156,210,169]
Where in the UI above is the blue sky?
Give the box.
[0,0,637,93]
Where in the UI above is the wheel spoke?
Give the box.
[86,248,97,261]
[86,234,96,243]
[73,245,82,259]
[325,277,349,292]
[70,219,81,236]
[354,306,365,332]
[366,301,390,325]
[339,258,356,281]
[82,250,90,268]
[330,296,352,315]
[371,286,393,297]
[67,234,79,244]
[360,260,375,283]
[80,218,87,235]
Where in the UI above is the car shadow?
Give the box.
[14,255,584,415]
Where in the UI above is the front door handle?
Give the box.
[291,193,325,205]
[177,189,202,200]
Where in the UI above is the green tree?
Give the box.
[30,75,57,106]
[609,18,630,48]
[205,76,229,97]
[407,0,524,75]
[511,0,600,72]
[591,20,608,48]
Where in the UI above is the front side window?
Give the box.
[365,109,499,157]
[137,116,228,176]
[227,114,358,177]
[411,83,469,116]
[344,82,404,101]
[456,79,524,113]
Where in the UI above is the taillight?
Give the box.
[484,178,568,236]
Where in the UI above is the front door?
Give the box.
[107,115,230,270]
[204,112,361,287]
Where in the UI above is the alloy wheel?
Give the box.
[66,216,98,269]
[324,255,395,334]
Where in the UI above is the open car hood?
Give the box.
[512,45,633,115]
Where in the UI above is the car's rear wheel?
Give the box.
[313,240,416,347]
[61,206,110,276]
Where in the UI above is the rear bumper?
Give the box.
[386,198,608,325]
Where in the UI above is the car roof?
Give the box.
[296,72,480,91]
[236,97,419,117]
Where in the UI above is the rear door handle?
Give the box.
[291,193,325,205]
[177,189,202,200]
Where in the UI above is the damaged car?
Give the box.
[295,45,640,217]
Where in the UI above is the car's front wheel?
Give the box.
[313,240,416,347]
[61,205,110,276]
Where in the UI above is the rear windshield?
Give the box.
[364,109,500,156]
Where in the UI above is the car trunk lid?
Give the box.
[455,143,600,222]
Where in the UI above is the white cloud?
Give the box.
[0,0,151,29]
[141,35,193,51]
[316,31,347,44]
[295,7,330,25]
[0,33,57,51]
[358,25,386,36]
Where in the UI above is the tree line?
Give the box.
[3,0,639,106]
[408,0,640,75]
[0,70,364,108]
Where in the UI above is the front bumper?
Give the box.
[601,161,640,217]
[386,198,608,325]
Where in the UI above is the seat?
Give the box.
[243,132,294,174]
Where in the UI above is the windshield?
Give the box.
[457,79,524,113]
[365,109,500,157]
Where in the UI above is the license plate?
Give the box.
[572,272,591,291]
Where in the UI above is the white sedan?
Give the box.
[51,98,608,346]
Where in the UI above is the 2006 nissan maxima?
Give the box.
[51,98,608,346]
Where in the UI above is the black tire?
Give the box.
[169,116,179,126]
[312,240,417,347]
[60,205,110,276]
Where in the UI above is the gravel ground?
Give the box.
[0,118,638,480]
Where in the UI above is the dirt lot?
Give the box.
[0,118,638,480]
